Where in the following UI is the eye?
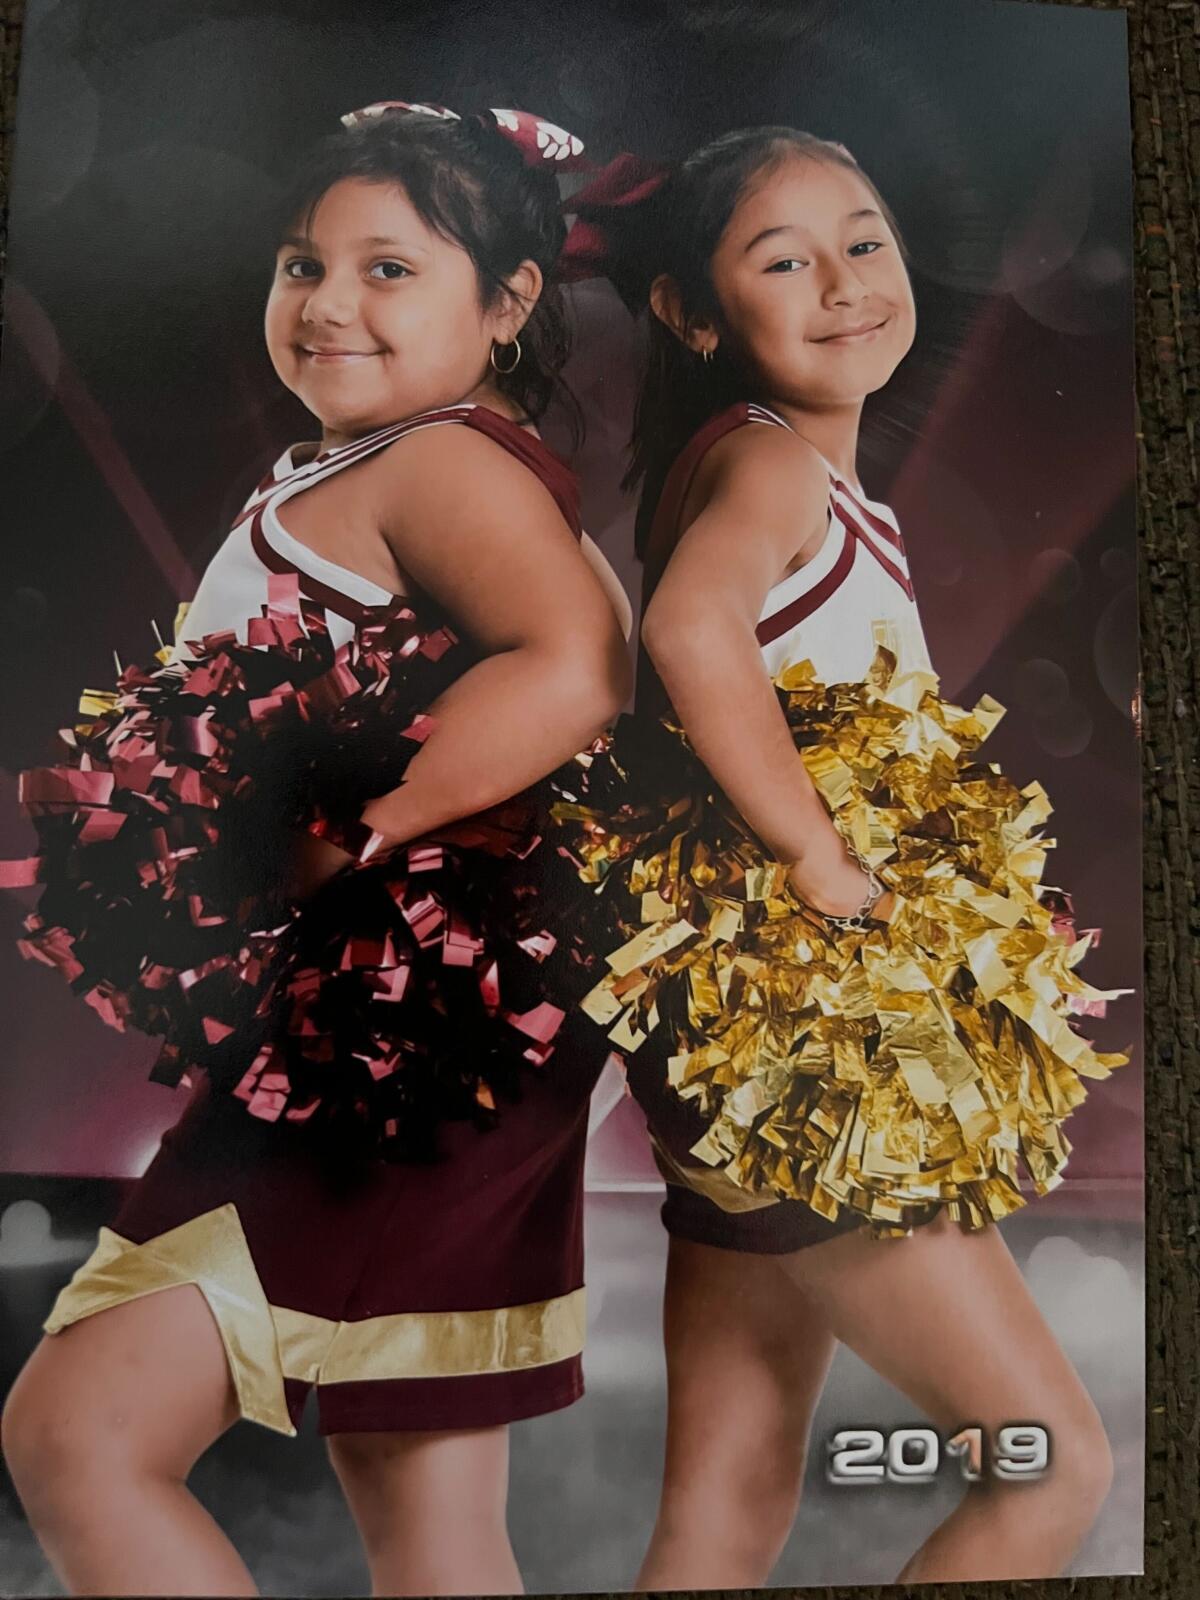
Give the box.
[282,257,320,280]
[849,240,885,258]
[765,257,807,274]
[368,260,411,280]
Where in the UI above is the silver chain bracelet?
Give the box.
[810,843,887,932]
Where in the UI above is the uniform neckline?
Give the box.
[259,403,576,609]
[305,402,550,468]
[750,402,879,505]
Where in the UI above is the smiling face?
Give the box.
[265,177,528,443]
[703,152,916,410]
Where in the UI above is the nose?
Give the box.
[301,269,357,328]
[819,254,870,310]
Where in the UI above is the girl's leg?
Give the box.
[1,1286,254,1597]
[637,1237,838,1589]
[327,1424,522,1598]
[783,1211,1114,1582]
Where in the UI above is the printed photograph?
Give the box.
[0,0,1140,1592]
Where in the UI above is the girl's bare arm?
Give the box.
[359,426,631,845]
[642,426,872,910]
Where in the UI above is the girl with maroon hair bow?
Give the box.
[2,100,632,1596]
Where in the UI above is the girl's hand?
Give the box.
[786,823,894,923]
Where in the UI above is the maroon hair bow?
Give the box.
[339,101,672,286]
[558,153,671,282]
[340,100,590,172]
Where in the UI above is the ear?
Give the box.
[495,259,544,341]
[649,274,718,358]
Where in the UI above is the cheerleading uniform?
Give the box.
[44,404,608,1435]
[173,402,580,658]
[629,401,932,1254]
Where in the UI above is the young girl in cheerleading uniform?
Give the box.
[1,105,630,1597]
[566,129,1123,1585]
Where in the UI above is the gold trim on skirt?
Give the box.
[44,1206,294,1433]
[650,1133,780,1215]
[44,1203,588,1437]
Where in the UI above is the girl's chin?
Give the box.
[781,356,905,407]
[301,391,414,437]
[290,372,485,437]
[771,381,891,413]
[306,408,398,445]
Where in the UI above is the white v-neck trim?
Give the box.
[258,412,484,605]
[252,403,550,608]
[262,502,394,605]
[750,403,888,510]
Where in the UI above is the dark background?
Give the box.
[0,0,1193,1594]
[0,0,1141,1187]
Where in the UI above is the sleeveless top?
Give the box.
[172,403,583,662]
[651,401,931,685]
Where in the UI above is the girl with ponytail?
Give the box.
[561,126,1124,1585]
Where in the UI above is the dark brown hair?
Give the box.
[622,127,906,553]
[278,112,574,424]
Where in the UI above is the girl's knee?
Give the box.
[653,1488,799,1588]
[977,1405,1113,1542]
[2,1348,193,1520]
[663,1436,806,1566]
[734,1472,804,1570]
[1054,1408,1114,1518]
[328,1428,512,1546]
[2,1363,89,1515]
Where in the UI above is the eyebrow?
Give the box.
[277,234,428,253]
[743,209,883,253]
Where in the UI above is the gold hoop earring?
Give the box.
[490,338,522,375]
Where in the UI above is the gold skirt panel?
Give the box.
[44,1203,587,1437]
[649,1132,780,1216]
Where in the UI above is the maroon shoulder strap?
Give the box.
[635,404,770,722]
[652,403,758,547]
[457,407,583,540]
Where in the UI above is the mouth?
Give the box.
[813,318,889,345]
[298,346,385,365]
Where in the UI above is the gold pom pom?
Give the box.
[553,649,1130,1235]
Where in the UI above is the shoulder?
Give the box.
[681,416,830,537]
[370,414,574,536]
[700,418,828,502]
[374,413,543,490]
